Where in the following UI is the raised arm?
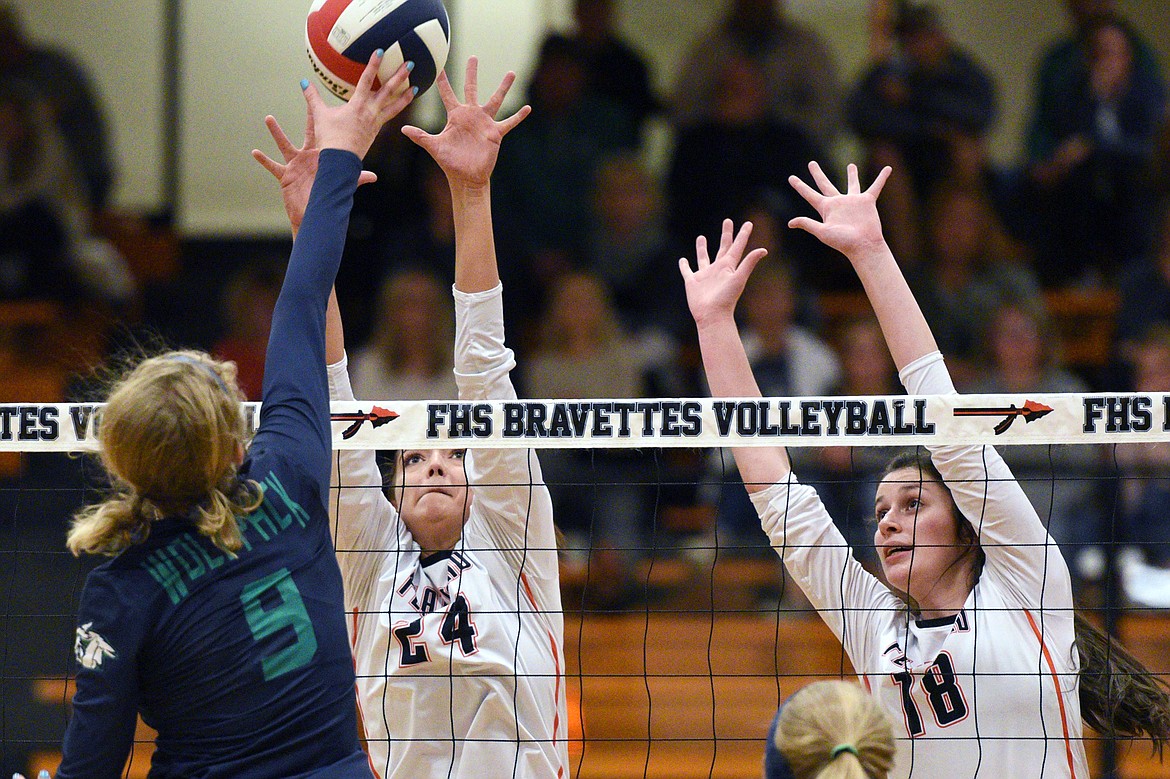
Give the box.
[402,59,562,575]
[251,53,413,489]
[788,162,1072,606]
[254,66,414,594]
[678,219,784,491]
[680,219,895,649]
[401,57,529,294]
[788,163,931,371]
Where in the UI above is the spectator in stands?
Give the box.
[211,257,284,401]
[493,33,636,322]
[585,153,686,339]
[348,268,457,402]
[666,52,826,281]
[1024,10,1165,287]
[1152,111,1170,199]
[1116,199,1170,368]
[338,102,433,346]
[1114,324,1170,608]
[0,3,113,210]
[520,270,668,607]
[765,680,896,779]
[910,181,1039,386]
[848,2,997,203]
[670,0,843,154]
[815,315,902,572]
[568,0,659,141]
[0,80,133,308]
[376,158,456,286]
[964,298,1104,586]
[1031,0,1161,121]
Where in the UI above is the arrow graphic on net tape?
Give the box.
[330,406,400,440]
[952,400,1054,435]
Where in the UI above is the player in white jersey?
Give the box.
[334,61,566,778]
[678,161,1170,778]
[256,58,567,779]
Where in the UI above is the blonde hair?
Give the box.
[68,350,262,557]
[773,681,896,779]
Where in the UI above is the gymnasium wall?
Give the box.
[15,0,1170,237]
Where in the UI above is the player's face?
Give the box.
[395,449,471,553]
[874,468,973,611]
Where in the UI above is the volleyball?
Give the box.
[306,0,450,101]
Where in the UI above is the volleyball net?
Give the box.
[2,392,1168,778]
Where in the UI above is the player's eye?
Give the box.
[404,452,424,466]
[451,450,466,460]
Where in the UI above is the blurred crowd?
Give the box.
[6,0,1170,608]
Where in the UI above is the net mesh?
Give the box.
[2,395,1169,778]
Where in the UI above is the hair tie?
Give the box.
[830,743,858,759]
[167,354,230,393]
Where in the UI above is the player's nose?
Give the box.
[425,452,446,476]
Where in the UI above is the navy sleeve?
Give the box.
[58,574,144,779]
[251,149,361,492]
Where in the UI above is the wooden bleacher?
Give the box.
[26,604,1169,778]
[562,606,1170,779]
[817,287,1121,372]
[0,211,178,479]
[29,679,154,779]
[92,210,180,287]
[563,610,849,779]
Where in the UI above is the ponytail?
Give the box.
[768,680,895,779]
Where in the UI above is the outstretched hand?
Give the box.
[788,162,891,259]
[678,219,768,328]
[403,57,530,189]
[306,51,415,160]
[251,110,378,235]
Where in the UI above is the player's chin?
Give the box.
[881,561,909,592]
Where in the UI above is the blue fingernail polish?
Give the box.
[300,78,309,90]
[412,86,419,96]
[406,61,415,72]
[375,48,384,57]
[40,772,51,779]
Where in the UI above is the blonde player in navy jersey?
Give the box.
[679,162,1170,778]
[55,53,412,779]
[256,57,567,778]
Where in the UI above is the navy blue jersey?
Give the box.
[58,151,373,779]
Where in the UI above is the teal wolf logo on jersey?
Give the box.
[75,622,116,669]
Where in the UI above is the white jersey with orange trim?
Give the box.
[327,284,569,779]
[750,352,1089,779]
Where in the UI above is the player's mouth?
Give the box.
[884,545,913,562]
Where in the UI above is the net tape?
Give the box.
[2,392,1168,452]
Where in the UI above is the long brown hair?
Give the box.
[1075,613,1170,754]
[880,450,1170,752]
